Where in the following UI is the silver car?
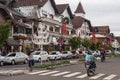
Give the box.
[0,55,4,66]
[61,51,73,59]
[48,51,62,60]
[33,51,49,62]
[3,52,28,65]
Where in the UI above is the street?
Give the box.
[0,57,120,80]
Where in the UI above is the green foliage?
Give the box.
[82,38,91,49]
[34,60,70,68]
[0,21,12,47]
[68,37,81,50]
[90,42,101,50]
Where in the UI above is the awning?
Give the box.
[6,38,21,46]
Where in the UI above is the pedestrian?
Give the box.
[28,49,34,72]
[100,48,106,62]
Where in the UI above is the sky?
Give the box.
[55,0,120,36]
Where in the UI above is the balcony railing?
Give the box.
[40,17,73,29]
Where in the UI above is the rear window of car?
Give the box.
[50,52,56,55]
[8,53,16,57]
[62,52,67,54]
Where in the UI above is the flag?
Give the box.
[92,32,96,41]
[109,36,112,43]
[61,21,66,35]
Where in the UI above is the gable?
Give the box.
[42,0,56,15]
[62,9,71,20]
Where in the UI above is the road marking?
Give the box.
[89,73,105,79]
[103,74,117,80]
[76,73,87,78]
[39,71,59,75]
[27,70,50,75]
[63,72,81,77]
[51,71,70,76]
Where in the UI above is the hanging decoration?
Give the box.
[62,17,69,24]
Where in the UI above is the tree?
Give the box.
[90,42,101,50]
[0,21,12,48]
[68,37,81,50]
[82,38,91,50]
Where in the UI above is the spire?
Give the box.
[74,2,85,14]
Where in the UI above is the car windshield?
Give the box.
[50,52,57,55]
[34,52,40,55]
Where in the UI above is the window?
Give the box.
[42,13,47,17]
[49,26,53,32]
[49,14,54,19]
[8,53,16,57]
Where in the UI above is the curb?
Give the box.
[0,70,25,76]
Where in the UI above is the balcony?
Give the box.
[40,17,73,29]
[13,33,27,39]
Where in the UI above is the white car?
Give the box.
[32,51,49,62]
[92,51,101,56]
[0,55,4,66]
[3,52,28,65]
[48,51,62,60]
[61,51,73,59]
[105,50,112,54]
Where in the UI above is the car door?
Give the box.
[15,52,22,62]
[43,51,48,60]
[19,52,26,62]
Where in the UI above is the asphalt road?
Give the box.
[0,57,120,80]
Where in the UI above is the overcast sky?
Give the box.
[55,0,120,36]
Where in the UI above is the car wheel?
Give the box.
[0,61,4,66]
[24,59,28,64]
[11,60,15,65]
[38,58,41,62]
[47,58,49,61]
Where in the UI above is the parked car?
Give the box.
[61,51,73,59]
[32,51,49,62]
[3,52,28,65]
[114,51,120,54]
[0,55,4,66]
[105,50,112,54]
[92,50,101,56]
[71,50,80,58]
[48,51,62,60]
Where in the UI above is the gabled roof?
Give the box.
[72,16,92,30]
[92,26,110,35]
[74,2,85,14]
[56,4,73,19]
[15,0,59,14]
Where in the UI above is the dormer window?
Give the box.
[43,13,47,18]
[49,26,53,32]
[50,14,54,19]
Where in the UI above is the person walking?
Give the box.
[100,48,106,62]
[28,49,34,72]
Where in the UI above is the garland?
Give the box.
[62,17,69,24]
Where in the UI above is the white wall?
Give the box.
[40,0,55,17]
[62,9,71,20]
[15,6,36,17]
[75,13,85,18]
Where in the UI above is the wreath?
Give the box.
[62,17,69,24]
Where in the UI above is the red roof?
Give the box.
[16,0,48,7]
[72,16,84,29]
[74,2,85,14]
[56,4,68,14]
[56,4,73,19]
